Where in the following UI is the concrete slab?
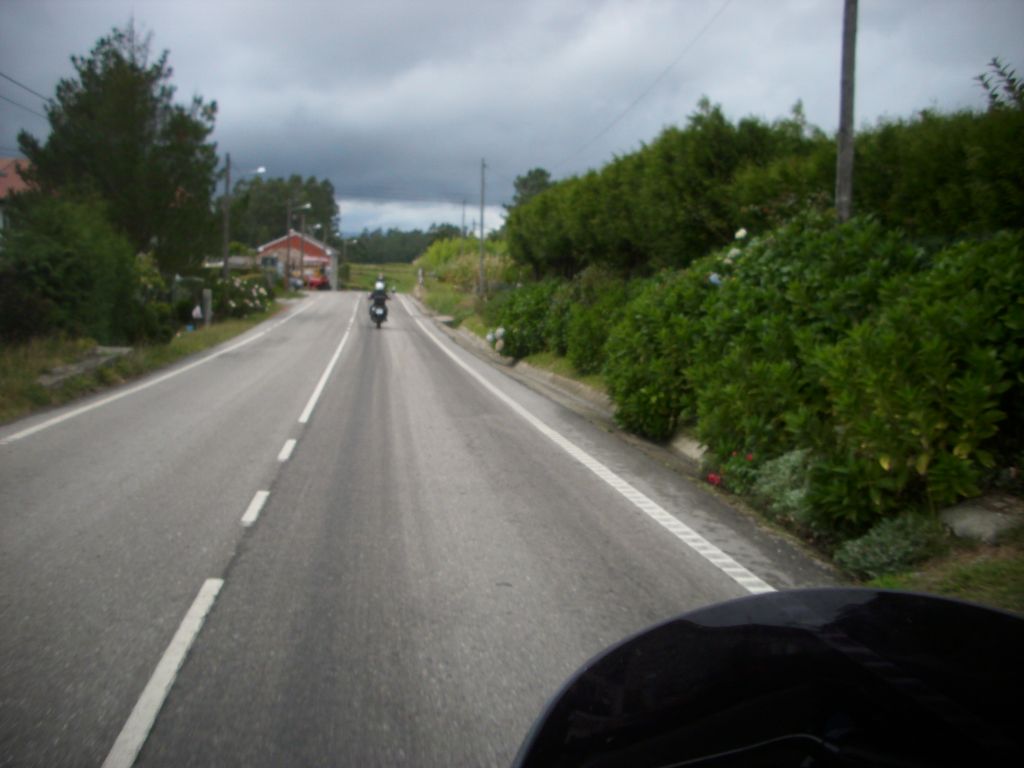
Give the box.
[940,493,1024,544]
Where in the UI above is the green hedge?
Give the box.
[0,195,173,344]
[493,213,1023,543]
[810,231,1023,528]
[506,100,1023,282]
[484,281,559,359]
[610,221,1022,537]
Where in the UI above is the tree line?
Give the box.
[506,86,1023,281]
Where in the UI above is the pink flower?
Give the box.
[706,472,722,486]
[745,453,754,462]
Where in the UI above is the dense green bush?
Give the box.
[811,231,1024,527]
[507,100,828,279]
[485,281,559,359]
[507,97,1022,283]
[855,107,1024,240]
[0,195,162,344]
[543,281,576,356]
[603,214,926,449]
[602,217,1022,539]
[565,268,628,374]
[689,214,926,464]
[604,269,710,440]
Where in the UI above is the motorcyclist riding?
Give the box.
[368,276,389,325]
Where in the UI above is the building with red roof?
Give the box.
[0,158,32,234]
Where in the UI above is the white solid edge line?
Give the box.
[240,490,270,527]
[101,578,224,768]
[298,301,359,424]
[402,296,774,596]
[278,439,297,462]
[1,301,316,446]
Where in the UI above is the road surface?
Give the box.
[0,292,835,767]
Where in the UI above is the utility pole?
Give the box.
[285,198,292,284]
[283,199,311,287]
[461,199,467,238]
[300,210,307,287]
[835,0,858,222]
[221,153,231,279]
[478,159,486,296]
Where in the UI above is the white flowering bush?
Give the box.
[213,275,272,319]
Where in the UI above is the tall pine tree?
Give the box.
[18,22,219,272]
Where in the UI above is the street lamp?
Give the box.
[285,200,312,287]
[221,153,266,278]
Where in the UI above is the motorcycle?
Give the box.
[366,296,385,327]
[369,300,387,328]
[512,588,1022,767]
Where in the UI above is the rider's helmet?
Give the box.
[374,280,386,291]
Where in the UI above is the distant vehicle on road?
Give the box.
[305,273,330,290]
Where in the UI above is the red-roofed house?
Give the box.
[0,158,32,234]
[258,230,338,287]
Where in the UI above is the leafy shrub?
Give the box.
[855,107,1024,240]
[690,214,926,464]
[565,268,628,374]
[485,281,559,359]
[0,194,148,344]
[812,231,1024,526]
[604,269,710,440]
[751,449,813,525]
[131,253,174,342]
[543,281,575,356]
[834,514,950,579]
[212,275,272,319]
[417,237,517,291]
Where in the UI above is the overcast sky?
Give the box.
[2,0,1022,234]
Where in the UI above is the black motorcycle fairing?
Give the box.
[512,588,1022,768]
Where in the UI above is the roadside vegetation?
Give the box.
[415,60,1024,612]
[869,526,1024,615]
[0,308,278,425]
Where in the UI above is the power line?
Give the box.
[552,0,735,173]
[0,71,51,103]
[0,93,48,120]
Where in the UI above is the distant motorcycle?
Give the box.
[368,279,389,328]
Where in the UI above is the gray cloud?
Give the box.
[2,0,1022,233]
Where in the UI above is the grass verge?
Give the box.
[521,351,608,394]
[419,279,479,326]
[348,263,418,293]
[868,527,1024,615]
[0,304,283,426]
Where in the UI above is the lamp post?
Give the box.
[285,200,311,288]
[221,154,265,279]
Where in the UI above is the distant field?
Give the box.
[348,263,418,293]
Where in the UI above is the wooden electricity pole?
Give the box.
[836,0,858,222]
[478,159,486,296]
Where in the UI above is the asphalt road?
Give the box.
[0,291,836,767]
